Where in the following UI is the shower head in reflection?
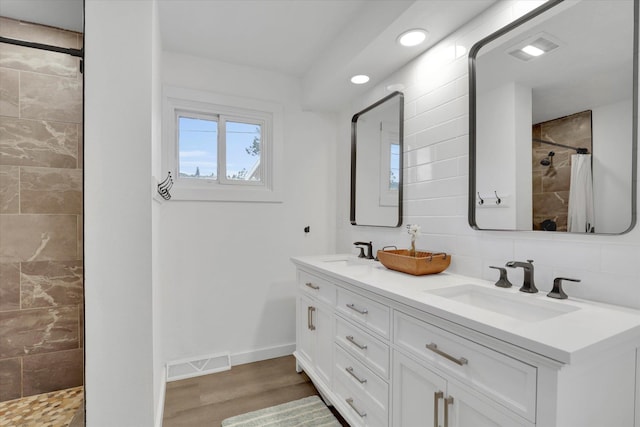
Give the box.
[540,151,555,166]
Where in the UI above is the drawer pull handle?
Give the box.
[345,398,367,418]
[346,335,367,350]
[305,282,320,290]
[307,306,316,331]
[426,343,468,366]
[346,303,368,314]
[444,396,454,427]
[433,391,443,427]
[345,366,367,384]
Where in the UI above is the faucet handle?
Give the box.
[489,266,513,288]
[547,277,581,300]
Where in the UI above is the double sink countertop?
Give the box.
[292,254,640,365]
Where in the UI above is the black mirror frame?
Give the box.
[350,91,404,227]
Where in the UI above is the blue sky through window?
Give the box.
[178,116,217,178]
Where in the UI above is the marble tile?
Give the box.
[0,117,78,168]
[0,17,79,49]
[21,260,83,309]
[0,358,21,402]
[77,215,83,260]
[20,72,82,124]
[0,306,79,358]
[77,124,83,169]
[0,68,19,117]
[0,165,19,213]
[23,348,83,397]
[20,167,82,214]
[0,263,20,311]
[0,43,79,78]
[541,165,571,193]
[0,214,78,262]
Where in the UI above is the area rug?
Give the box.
[221,395,342,427]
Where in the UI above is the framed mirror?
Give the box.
[469,0,637,234]
[351,91,404,227]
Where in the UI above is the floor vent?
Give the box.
[166,352,231,382]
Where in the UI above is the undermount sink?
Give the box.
[426,284,580,322]
[322,257,374,274]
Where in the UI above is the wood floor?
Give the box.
[162,355,349,426]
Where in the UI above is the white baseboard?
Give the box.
[155,365,167,427]
[230,342,295,366]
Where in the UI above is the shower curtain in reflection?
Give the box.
[568,154,594,233]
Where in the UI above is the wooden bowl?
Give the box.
[377,249,451,276]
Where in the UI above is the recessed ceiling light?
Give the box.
[398,29,428,47]
[521,45,544,57]
[351,75,370,85]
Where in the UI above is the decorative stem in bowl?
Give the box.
[407,224,421,258]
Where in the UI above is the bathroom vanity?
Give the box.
[292,255,640,427]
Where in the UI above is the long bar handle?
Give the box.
[305,282,320,290]
[307,306,316,330]
[444,396,454,427]
[426,343,468,366]
[345,398,366,418]
[433,391,443,427]
[346,303,368,315]
[346,335,367,350]
[345,366,367,384]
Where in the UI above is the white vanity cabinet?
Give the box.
[292,256,640,427]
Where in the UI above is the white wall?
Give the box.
[337,0,640,310]
[85,0,157,425]
[159,52,337,364]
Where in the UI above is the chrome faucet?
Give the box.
[353,241,374,260]
[505,260,538,293]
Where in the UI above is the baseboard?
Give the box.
[230,342,295,366]
[155,365,166,427]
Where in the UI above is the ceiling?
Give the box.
[0,0,498,110]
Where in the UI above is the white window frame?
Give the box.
[162,85,283,202]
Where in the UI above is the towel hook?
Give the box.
[494,191,501,205]
[477,192,484,205]
[157,172,173,200]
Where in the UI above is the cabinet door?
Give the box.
[297,295,315,366]
[314,304,333,386]
[446,382,531,427]
[297,295,332,387]
[393,351,447,427]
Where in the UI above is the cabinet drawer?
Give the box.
[334,369,388,427]
[336,287,390,338]
[334,344,388,414]
[298,270,336,306]
[336,317,390,379]
[394,311,537,423]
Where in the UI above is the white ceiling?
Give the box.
[0,0,498,110]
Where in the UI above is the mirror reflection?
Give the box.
[351,92,404,227]
[470,0,637,234]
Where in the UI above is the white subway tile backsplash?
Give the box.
[415,158,458,182]
[435,135,467,160]
[414,116,468,149]
[600,244,640,277]
[405,197,459,217]
[415,77,467,115]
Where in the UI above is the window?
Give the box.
[163,86,282,202]
[177,112,264,185]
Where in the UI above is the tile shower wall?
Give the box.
[337,0,640,310]
[0,17,83,402]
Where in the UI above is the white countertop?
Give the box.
[291,254,640,364]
